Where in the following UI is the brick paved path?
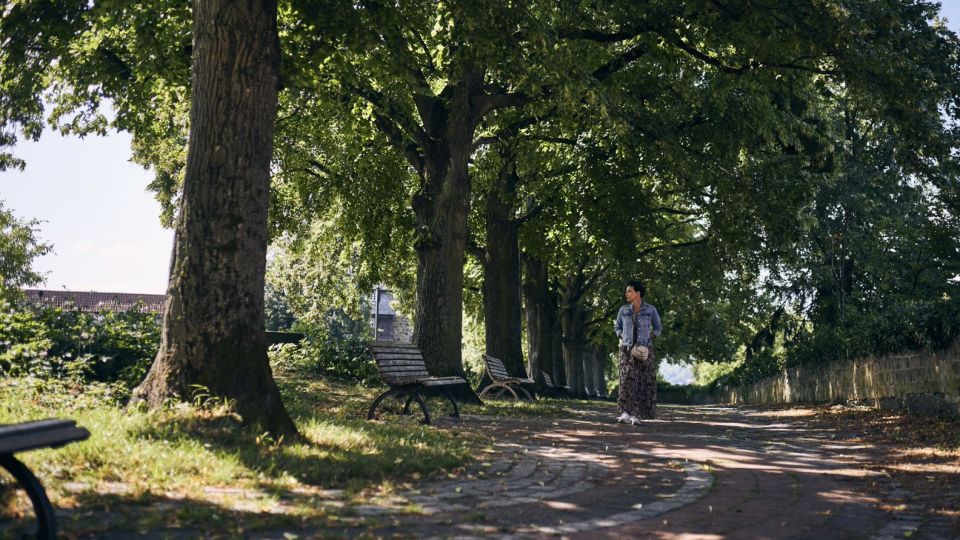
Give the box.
[356,403,933,539]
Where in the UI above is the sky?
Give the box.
[2,130,173,293]
[2,4,959,297]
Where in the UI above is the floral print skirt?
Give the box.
[617,346,657,419]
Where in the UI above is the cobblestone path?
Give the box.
[353,403,939,539]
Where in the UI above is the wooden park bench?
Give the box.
[367,342,467,425]
[540,370,572,399]
[1,419,90,539]
[478,354,534,401]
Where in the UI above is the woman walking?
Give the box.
[614,280,662,424]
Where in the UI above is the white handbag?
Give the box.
[630,344,649,361]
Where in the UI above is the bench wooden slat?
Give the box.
[378,360,428,367]
[381,374,431,382]
[483,354,524,382]
[422,377,466,387]
[377,360,427,369]
[380,370,430,378]
[369,343,420,353]
[380,375,466,386]
[381,372,430,381]
[381,376,430,383]
[388,377,430,385]
[372,353,426,361]
[541,371,571,390]
[0,419,76,438]
[379,362,429,370]
[0,419,90,456]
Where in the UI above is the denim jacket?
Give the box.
[614,303,662,348]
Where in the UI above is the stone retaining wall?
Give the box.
[660,342,960,416]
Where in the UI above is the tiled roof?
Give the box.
[23,289,166,314]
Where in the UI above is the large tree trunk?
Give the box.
[482,148,525,378]
[559,273,587,398]
[411,69,485,404]
[550,311,565,385]
[132,0,297,437]
[582,345,597,397]
[522,253,556,392]
[560,307,586,398]
[593,347,609,397]
[559,270,593,398]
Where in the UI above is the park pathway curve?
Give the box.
[355,403,939,539]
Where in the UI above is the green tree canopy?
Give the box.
[0,200,51,301]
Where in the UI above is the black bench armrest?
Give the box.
[0,419,91,455]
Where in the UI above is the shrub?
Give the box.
[0,300,160,390]
[270,308,378,384]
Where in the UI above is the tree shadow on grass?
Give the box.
[2,489,376,538]
[126,398,473,496]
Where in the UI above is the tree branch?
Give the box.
[582,260,613,296]
[472,115,540,150]
[406,26,437,75]
[472,92,533,117]
[557,25,653,43]
[524,135,578,145]
[637,237,710,257]
[361,0,435,96]
[651,206,698,216]
[592,43,649,81]
[371,113,426,172]
[667,36,748,74]
[667,33,836,76]
[515,200,543,225]
[307,159,335,177]
[345,82,428,169]
[541,164,579,179]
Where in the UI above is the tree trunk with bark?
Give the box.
[592,347,609,397]
[522,253,557,392]
[550,312,565,385]
[582,345,597,396]
[481,149,525,378]
[559,272,587,398]
[411,69,486,404]
[131,0,298,438]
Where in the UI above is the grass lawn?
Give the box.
[0,373,577,536]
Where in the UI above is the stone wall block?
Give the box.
[663,341,960,417]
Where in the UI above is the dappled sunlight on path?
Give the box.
[21,401,953,538]
[324,402,942,539]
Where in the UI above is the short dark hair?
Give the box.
[626,280,645,297]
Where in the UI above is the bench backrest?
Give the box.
[540,370,556,388]
[482,354,512,382]
[369,342,430,386]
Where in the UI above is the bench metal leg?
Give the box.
[0,453,56,540]
[479,383,518,401]
[369,388,432,425]
[368,388,398,420]
[405,388,432,424]
[442,388,460,418]
[477,384,495,399]
[516,386,534,401]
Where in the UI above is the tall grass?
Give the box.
[0,375,480,533]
